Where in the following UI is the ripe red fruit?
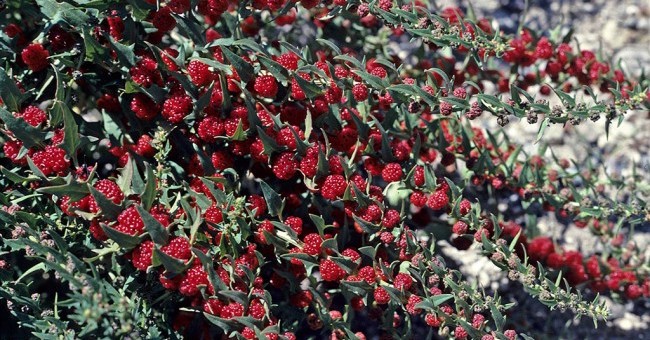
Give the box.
[527,237,555,263]
[393,273,413,291]
[254,75,279,98]
[3,140,26,166]
[114,206,145,235]
[162,237,192,261]
[21,43,50,72]
[196,116,224,142]
[302,233,322,256]
[381,163,403,182]
[31,146,70,177]
[248,195,267,217]
[373,287,390,304]
[187,60,213,86]
[130,94,159,120]
[89,179,125,213]
[131,240,154,270]
[178,263,209,296]
[272,152,298,180]
[15,106,47,127]
[319,259,346,281]
[459,198,471,215]
[276,53,299,70]
[452,221,469,235]
[285,216,303,235]
[427,189,449,211]
[162,93,193,123]
[370,66,387,78]
[352,83,369,101]
[321,175,347,200]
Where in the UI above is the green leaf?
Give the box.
[36,0,90,26]
[258,55,289,83]
[141,163,157,211]
[256,126,281,155]
[88,186,123,220]
[61,103,80,160]
[135,205,169,245]
[260,180,284,217]
[1,167,38,184]
[221,47,254,83]
[152,247,187,274]
[172,13,206,46]
[101,223,142,249]
[414,294,453,311]
[309,214,328,236]
[293,74,322,99]
[0,108,47,149]
[353,70,388,90]
[36,181,89,201]
[0,68,23,112]
[316,39,341,55]
[106,35,136,68]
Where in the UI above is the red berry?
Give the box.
[452,221,468,235]
[15,106,47,127]
[373,287,390,304]
[352,83,369,101]
[319,259,345,281]
[248,194,267,217]
[162,93,192,123]
[3,140,26,165]
[254,75,279,98]
[302,233,322,256]
[370,66,387,78]
[459,198,471,215]
[381,163,403,182]
[130,94,159,121]
[152,6,176,32]
[276,53,299,70]
[131,240,154,270]
[130,57,163,88]
[321,175,347,200]
[162,237,192,260]
[89,179,125,213]
[427,190,449,211]
[454,325,468,340]
[197,116,224,142]
[178,263,209,296]
[187,60,213,87]
[393,273,413,291]
[21,43,50,72]
[285,216,303,235]
[272,152,298,180]
[114,206,145,236]
[31,146,70,177]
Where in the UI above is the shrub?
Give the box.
[0,0,648,339]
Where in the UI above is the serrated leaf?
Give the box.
[258,55,289,83]
[0,68,23,112]
[141,163,156,210]
[89,186,123,220]
[153,247,187,274]
[101,223,142,249]
[36,181,89,201]
[316,39,341,55]
[135,205,169,245]
[0,108,47,149]
[293,74,322,99]
[260,180,284,217]
[221,47,254,83]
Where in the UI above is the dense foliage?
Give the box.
[0,0,649,339]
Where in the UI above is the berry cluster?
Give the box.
[0,0,648,339]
